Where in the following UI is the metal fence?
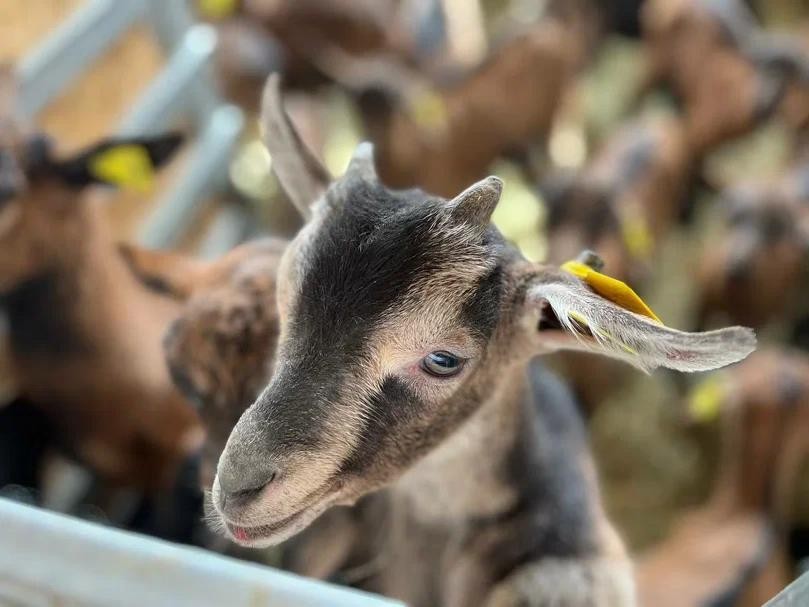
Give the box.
[16,0,251,253]
[765,570,809,606]
[0,497,404,607]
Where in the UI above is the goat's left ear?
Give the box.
[525,268,756,373]
[50,132,184,192]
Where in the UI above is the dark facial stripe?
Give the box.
[461,259,504,341]
[338,376,422,476]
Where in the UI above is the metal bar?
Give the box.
[764,571,809,606]
[118,24,220,136]
[17,0,147,117]
[145,0,196,51]
[138,104,244,248]
[0,498,403,607]
[197,204,252,259]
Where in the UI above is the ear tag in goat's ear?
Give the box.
[561,260,662,323]
[197,0,239,19]
[408,88,448,132]
[688,375,726,423]
[88,145,155,193]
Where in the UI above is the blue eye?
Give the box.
[421,351,464,377]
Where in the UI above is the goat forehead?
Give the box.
[287,181,498,350]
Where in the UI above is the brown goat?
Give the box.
[637,348,809,606]
[541,117,691,411]
[323,17,583,197]
[121,238,286,489]
[697,163,809,329]
[0,70,201,489]
[640,0,809,155]
[207,0,427,109]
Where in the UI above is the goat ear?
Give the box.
[345,141,378,182]
[51,132,184,192]
[118,243,207,299]
[448,176,503,228]
[525,269,756,373]
[260,74,331,220]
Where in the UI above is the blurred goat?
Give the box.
[638,348,809,607]
[697,163,809,329]
[120,238,287,489]
[198,76,757,606]
[640,0,809,154]
[321,17,583,197]
[0,68,201,489]
[208,0,442,109]
[541,117,691,411]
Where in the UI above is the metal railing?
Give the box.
[765,570,809,606]
[16,0,250,252]
[0,498,404,607]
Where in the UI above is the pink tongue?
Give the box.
[232,526,249,542]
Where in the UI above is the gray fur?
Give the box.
[530,274,756,373]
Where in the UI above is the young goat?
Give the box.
[0,69,201,489]
[203,76,756,606]
[697,163,809,329]
[208,0,439,110]
[121,237,287,489]
[638,348,809,607]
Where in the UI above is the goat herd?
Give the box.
[2,0,809,605]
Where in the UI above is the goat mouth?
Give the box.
[220,483,338,547]
[225,510,305,544]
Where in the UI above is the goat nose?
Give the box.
[217,459,279,510]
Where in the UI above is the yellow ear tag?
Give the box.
[688,376,726,423]
[561,260,662,323]
[88,145,155,193]
[409,89,449,132]
[620,213,654,259]
[197,0,239,19]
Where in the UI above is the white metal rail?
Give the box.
[0,498,404,607]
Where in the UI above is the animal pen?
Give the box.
[3,0,809,605]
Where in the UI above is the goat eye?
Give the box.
[421,351,464,378]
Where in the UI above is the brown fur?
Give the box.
[210,0,422,109]
[143,238,288,488]
[1,188,201,488]
[640,0,809,154]
[697,165,809,329]
[327,18,583,197]
[0,68,200,489]
[637,349,809,606]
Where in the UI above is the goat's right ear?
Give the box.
[260,74,332,220]
[523,266,756,373]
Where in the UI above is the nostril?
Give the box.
[231,471,276,501]
[218,468,278,511]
